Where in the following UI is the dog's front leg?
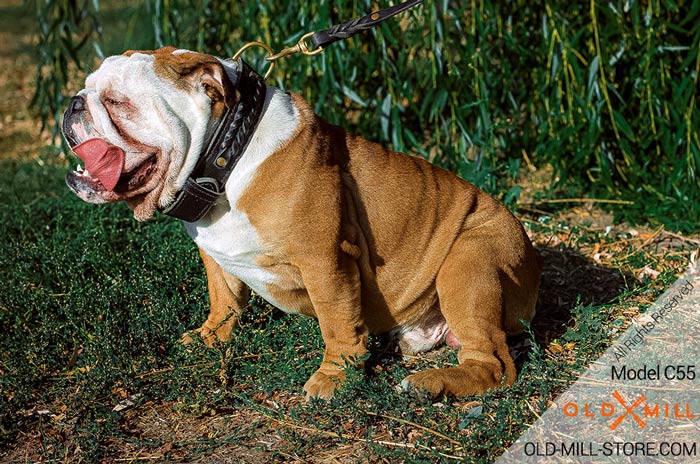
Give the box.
[300,253,368,400]
[182,248,250,347]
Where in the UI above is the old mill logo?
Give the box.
[562,391,698,430]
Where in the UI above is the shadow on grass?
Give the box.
[502,244,635,373]
[531,245,633,343]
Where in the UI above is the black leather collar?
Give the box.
[163,60,267,222]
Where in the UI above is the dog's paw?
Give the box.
[400,370,445,400]
[180,331,196,345]
[303,370,345,401]
[180,326,218,348]
[398,376,434,403]
[401,367,497,399]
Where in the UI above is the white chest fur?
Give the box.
[183,87,299,308]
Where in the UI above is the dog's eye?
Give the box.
[104,96,125,106]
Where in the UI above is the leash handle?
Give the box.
[309,0,424,50]
[266,0,424,63]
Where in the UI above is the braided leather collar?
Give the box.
[163,60,267,222]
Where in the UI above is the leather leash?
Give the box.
[266,0,424,63]
[163,0,424,222]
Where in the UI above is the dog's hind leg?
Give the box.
[402,224,538,398]
[182,248,250,347]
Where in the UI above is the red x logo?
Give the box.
[609,390,647,430]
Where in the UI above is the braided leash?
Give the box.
[235,0,425,74]
[308,0,424,51]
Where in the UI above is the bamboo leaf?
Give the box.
[380,93,391,141]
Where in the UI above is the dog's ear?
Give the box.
[174,57,241,109]
[218,59,242,104]
[136,48,240,109]
[196,60,240,108]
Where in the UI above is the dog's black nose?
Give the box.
[69,95,85,112]
[63,95,86,147]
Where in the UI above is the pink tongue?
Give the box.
[73,138,125,191]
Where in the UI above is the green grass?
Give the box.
[8,0,698,460]
[0,153,684,462]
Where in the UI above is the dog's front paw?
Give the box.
[401,366,500,399]
[303,370,346,401]
[401,370,446,400]
[180,324,228,348]
[180,331,197,345]
[180,326,211,345]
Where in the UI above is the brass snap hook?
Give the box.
[232,41,276,80]
[266,31,324,62]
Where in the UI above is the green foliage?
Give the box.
[0,156,679,461]
[31,0,101,134]
[30,0,155,138]
[32,0,700,230]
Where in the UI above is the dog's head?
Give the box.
[62,47,242,220]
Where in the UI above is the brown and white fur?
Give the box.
[62,47,541,400]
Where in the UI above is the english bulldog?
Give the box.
[61,47,541,400]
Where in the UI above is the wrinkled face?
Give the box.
[62,47,239,220]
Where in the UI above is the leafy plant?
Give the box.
[31,0,102,136]
[31,0,700,230]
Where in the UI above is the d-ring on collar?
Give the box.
[163,60,267,222]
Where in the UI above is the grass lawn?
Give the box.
[2,1,699,462]
[2,150,695,463]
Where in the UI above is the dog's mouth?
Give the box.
[66,137,157,194]
[69,156,157,193]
